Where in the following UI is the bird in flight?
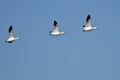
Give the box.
[49,20,64,36]
[5,25,20,43]
[83,14,98,32]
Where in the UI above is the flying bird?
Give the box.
[5,25,20,43]
[49,20,64,36]
[83,14,98,32]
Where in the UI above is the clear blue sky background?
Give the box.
[0,0,120,80]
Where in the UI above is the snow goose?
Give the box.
[83,14,98,32]
[49,20,64,36]
[5,25,20,43]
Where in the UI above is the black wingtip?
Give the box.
[54,20,57,26]
[86,14,91,22]
[9,25,13,33]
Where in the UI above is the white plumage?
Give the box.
[49,20,64,36]
[5,25,20,43]
[83,14,98,32]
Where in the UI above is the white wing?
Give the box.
[8,25,14,38]
[86,14,92,28]
[53,20,59,32]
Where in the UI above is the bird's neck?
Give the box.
[15,37,20,40]
[93,27,98,30]
[60,32,64,34]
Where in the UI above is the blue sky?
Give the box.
[0,0,120,80]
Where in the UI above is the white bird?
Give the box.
[83,14,98,32]
[5,25,20,43]
[49,20,64,36]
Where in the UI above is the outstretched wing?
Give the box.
[53,20,59,32]
[86,14,92,27]
[8,25,14,38]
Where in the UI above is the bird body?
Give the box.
[83,14,98,32]
[6,37,19,43]
[50,20,64,36]
[6,25,20,43]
